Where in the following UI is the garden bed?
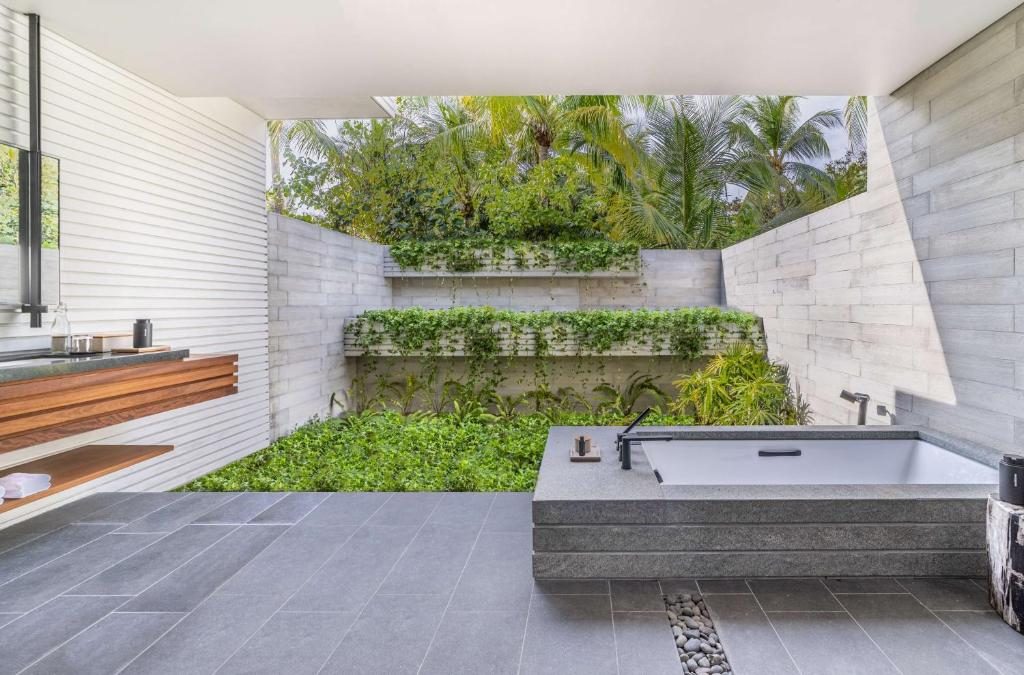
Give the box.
[344,307,763,359]
[179,410,690,493]
[385,240,641,277]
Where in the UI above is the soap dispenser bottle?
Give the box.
[50,303,71,354]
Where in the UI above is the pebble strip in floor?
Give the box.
[666,592,732,674]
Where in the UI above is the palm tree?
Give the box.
[844,96,868,153]
[730,96,842,227]
[267,119,338,213]
[605,96,742,248]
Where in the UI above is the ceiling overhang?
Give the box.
[3,0,1020,119]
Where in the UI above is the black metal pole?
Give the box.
[25,13,43,327]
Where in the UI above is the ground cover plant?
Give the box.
[179,409,692,493]
[183,347,808,492]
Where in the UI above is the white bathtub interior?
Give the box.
[640,438,998,486]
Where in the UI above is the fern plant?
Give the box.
[593,371,666,416]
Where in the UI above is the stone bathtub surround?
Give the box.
[532,425,1001,579]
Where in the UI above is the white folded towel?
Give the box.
[0,473,51,499]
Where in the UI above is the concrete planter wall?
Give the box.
[383,248,641,278]
[343,319,762,358]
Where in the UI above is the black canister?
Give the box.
[133,319,152,348]
[999,454,1024,506]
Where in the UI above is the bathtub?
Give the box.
[532,425,1002,579]
[641,438,998,486]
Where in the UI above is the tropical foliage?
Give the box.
[274,95,866,248]
[671,344,811,425]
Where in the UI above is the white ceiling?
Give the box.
[5,0,1021,119]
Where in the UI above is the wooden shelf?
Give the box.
[0,444,173,514]
[0,354,238,454]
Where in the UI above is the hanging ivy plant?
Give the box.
[346,306,759,375]
[388,239,641,273]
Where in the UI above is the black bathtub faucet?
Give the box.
[616,407,673,470]
[840,390,871,425]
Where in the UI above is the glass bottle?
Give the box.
[50,302,71,354]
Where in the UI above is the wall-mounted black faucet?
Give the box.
[840,390,871,425]
[616,407,673,470]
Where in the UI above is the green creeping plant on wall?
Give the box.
[345,306,761,398]
[388,239,641,273]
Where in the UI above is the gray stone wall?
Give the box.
[391,249,723,310]
[723,6,1024,451]
[268,214,390,438]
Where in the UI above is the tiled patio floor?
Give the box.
[0,492,1021,675]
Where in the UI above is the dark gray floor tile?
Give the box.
[898,578,991,610]
[69,525,235,596]
[520,594,617,675]
[2,493,134,536]
[0,531,45,555]
[613,611,681,675]
[298,492,392,527]
[611,580,665,612]
[321,594,448,674]
[427,492,495,528]
[22,611,183,675]
[703,594,799,675]
[75,493,187,524]
[192,492,285,523]
[121,525,286,612]
[284,525,418,612]
[218,611,357,675]
[697,579,751,594]
[659,578,699,596]
[0,595,125,673]
[0,524,117,586]
[769,611,900,674]
[121,594,282,675]
[934,610,1024,674]
[420,609,527,675]
[248,492,329,524]
[483,492,532,532]
[824,577,905,594]
[377,523,479,596]
[449,532,534,611]
[534,579,610,595]
[116,493,235,533]
[0,533,161,612]
[364,492,443,527]
[218,525,356,596]
[839,593,1000,675]
[748,578,842,611]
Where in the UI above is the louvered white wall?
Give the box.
[0,6,270,526]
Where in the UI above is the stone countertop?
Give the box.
[533,425,1000,505]
[0,348,191,384]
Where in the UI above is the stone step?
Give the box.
[533,522,985,552]
[533,550,988,579]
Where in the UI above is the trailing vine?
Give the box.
[346,306,760,395]
[389,239,641,273]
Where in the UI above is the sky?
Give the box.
[799,95,852,166]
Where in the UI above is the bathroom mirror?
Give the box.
[0,142,60,314]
